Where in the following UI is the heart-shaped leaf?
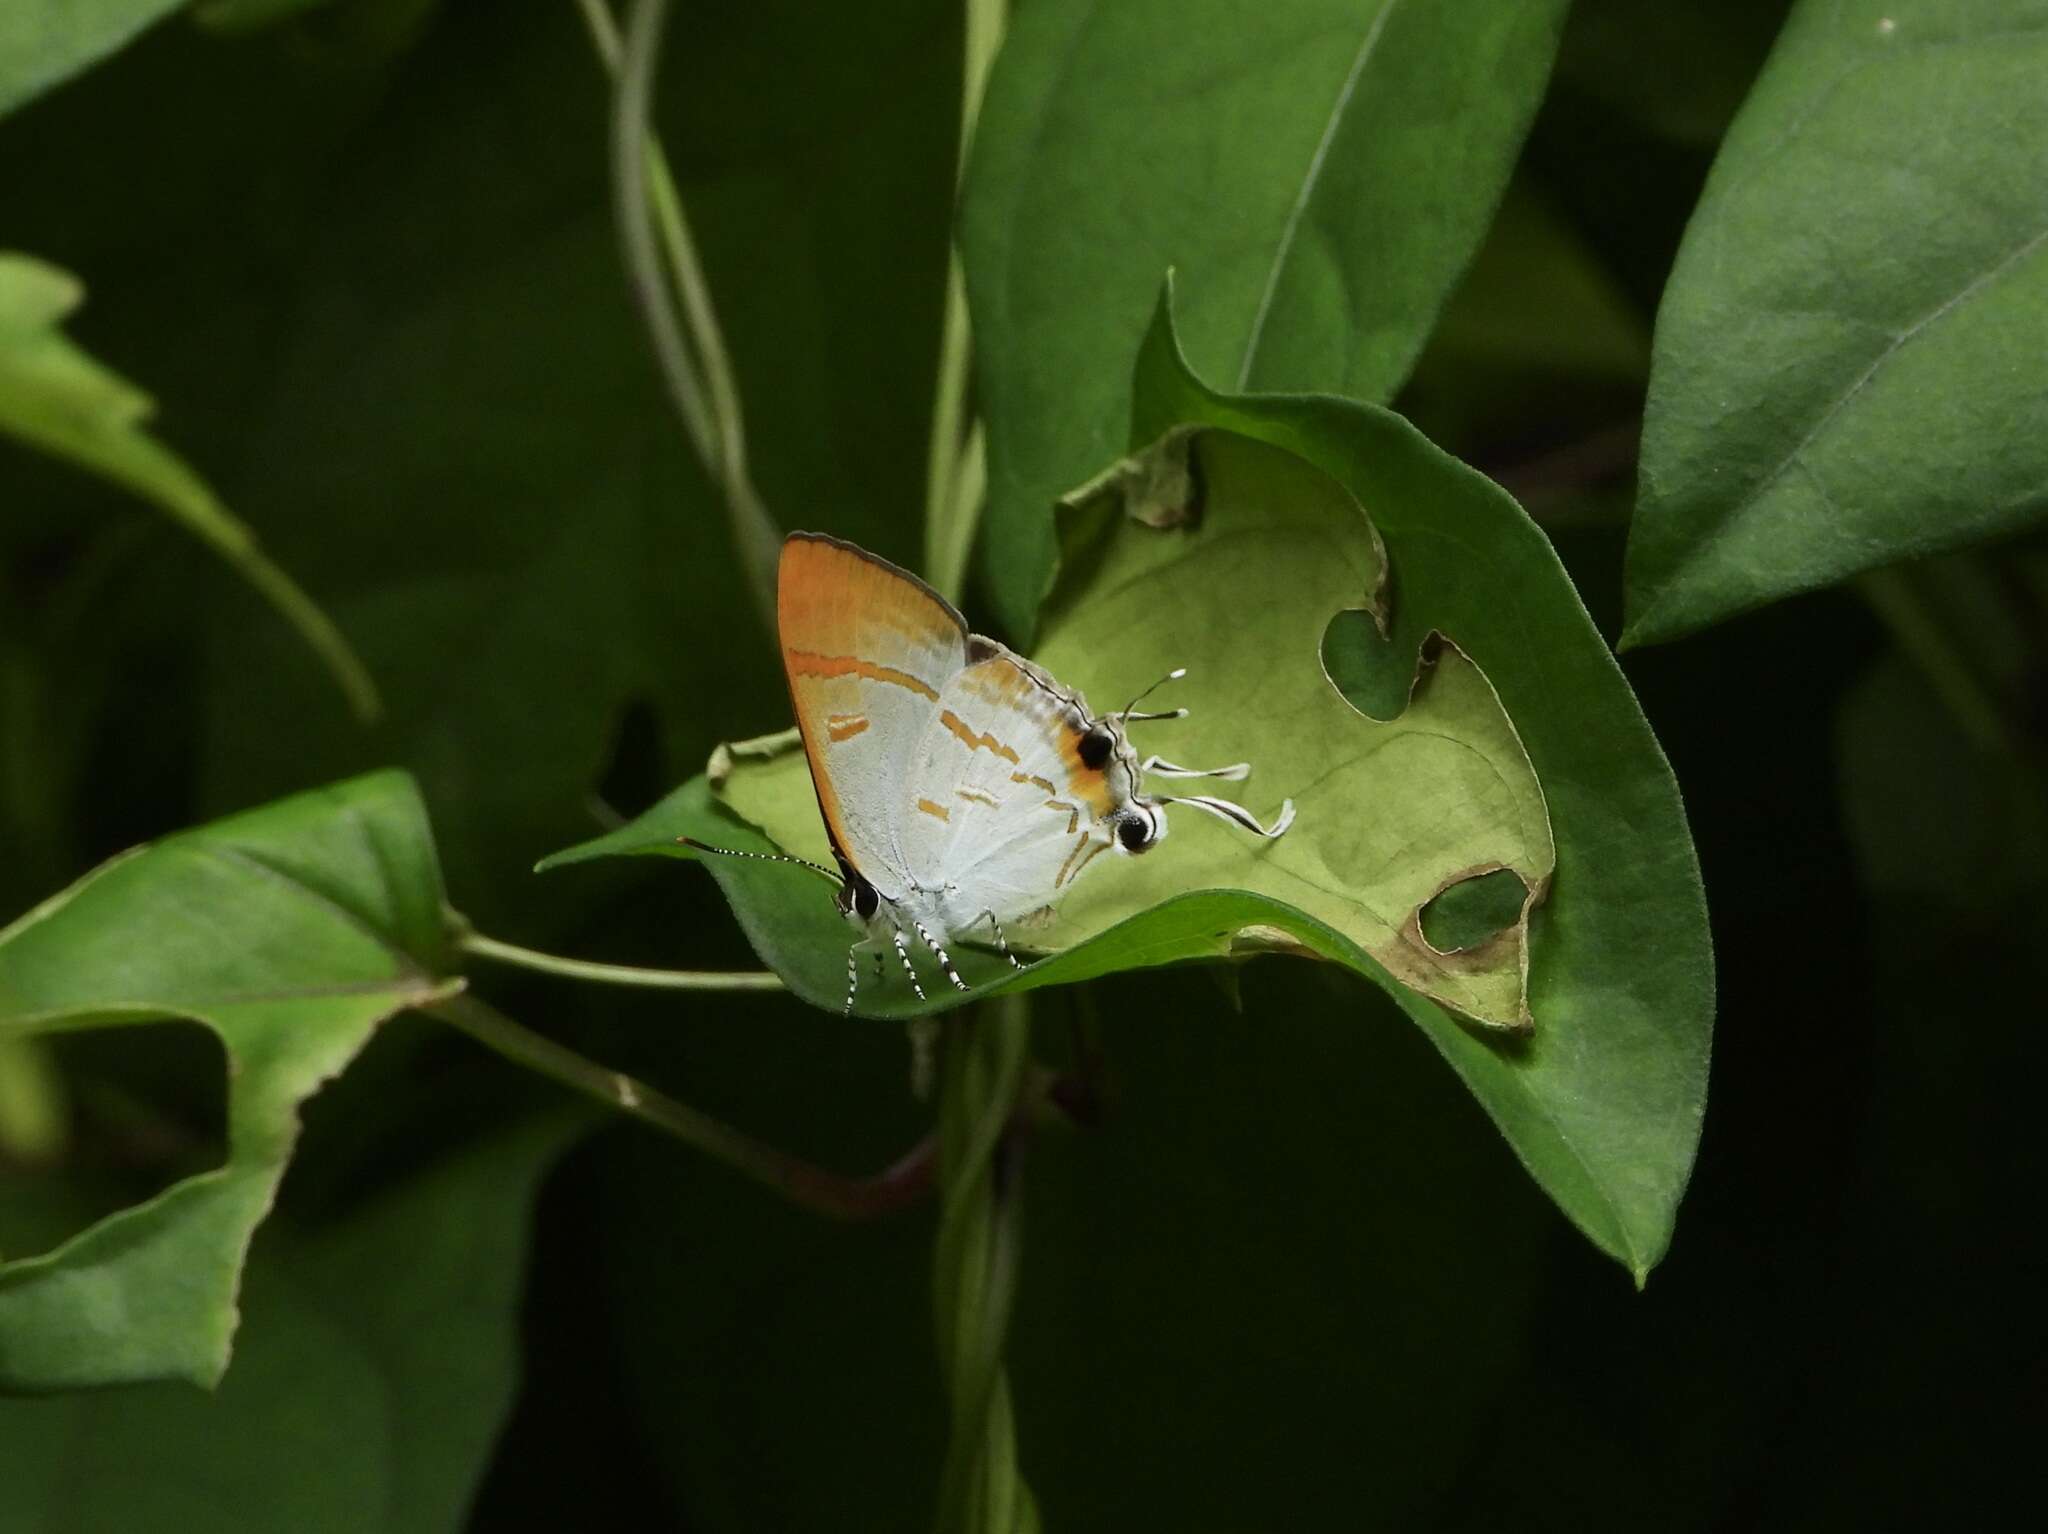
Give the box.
[1626,0,2048,644]
[544,286,1713,1274]
[961,0,1571,635]
[0,770,454,1389]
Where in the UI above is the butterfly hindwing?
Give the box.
[778,532,968,900]
[900,644,1125,927]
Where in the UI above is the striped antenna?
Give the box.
[677,836,838,883]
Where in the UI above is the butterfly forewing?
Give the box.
[900,646,1123,928]
[778,533,968,900]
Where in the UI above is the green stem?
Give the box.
[577,0,780,633]
[457,930,784,991]
[426,990,931,1220]
[931,997,1041,1533]
[1854,566,2016,756]
[922,0,1008,600]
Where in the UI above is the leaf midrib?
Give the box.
[1234,0,1402,389]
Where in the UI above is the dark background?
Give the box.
[2,0,2036,1526]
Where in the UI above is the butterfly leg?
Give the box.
[890,927,927,1003]
[843,943,861,1016]
[1137,754,1251,782]
[913,919,971,993]
[974,910,1027,970]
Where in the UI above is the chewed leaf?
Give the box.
[562,429,1552,1032]
[1034,427,1553,1029]
[0,771,452,1389]
[547,284,1712,1277]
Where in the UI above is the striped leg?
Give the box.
[1138,754,1250,782]
[975,910,1026,970]
[913,919,971,992]
[890,928,926,1002]
[843,943,866,1016]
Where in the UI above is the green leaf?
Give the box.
[1626,0,2048,645]
[1110,286,1709,1275]
[0,0,184,118]
[962,0,1571,634]
[546,289,1713,1274]
[0,770,454,1389]
[0,252,379,720]
[544,444,1556,1033]
[0,1114,581,1532]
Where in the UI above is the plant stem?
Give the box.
[922,0,1008,600]
[931,997,1040,1532]
[426,990,932,1220]
[576,0,780,633]
[457,930,784,991]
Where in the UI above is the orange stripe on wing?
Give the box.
[1057,836,1107,889]
[826,714,870,742]
[787,651,941,701]
[939,709,1021,763]
[916,798,951,823]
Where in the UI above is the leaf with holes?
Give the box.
[1626,0,2048,644]
[962,0,1571,635]
[546,285,1713,1275]
[0,770,454,1389]
[544,434,1555,1034]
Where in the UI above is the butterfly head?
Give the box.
[1074,713,1169,856]
[834,863,884,928]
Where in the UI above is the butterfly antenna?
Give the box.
[1116,666,1190,724]
[678,836,839,883]
[1161,794,1296,840]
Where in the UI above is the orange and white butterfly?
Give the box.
[701,532,1293,1013]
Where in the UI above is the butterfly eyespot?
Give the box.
[1077,727,1113,770]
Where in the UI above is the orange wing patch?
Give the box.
[939,709,1023,764]
[778,533,967,868]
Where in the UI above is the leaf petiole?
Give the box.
[456,928,784,991]
[425,991,932,1220]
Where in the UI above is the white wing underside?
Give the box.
[896,648,1116,933]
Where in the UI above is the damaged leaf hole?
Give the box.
[1417,866,1530,954]
[0,1021,228,1262]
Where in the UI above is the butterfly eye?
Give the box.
[1077,727,1114,770]
[854,882,880,920]
[1116,812,1158,853]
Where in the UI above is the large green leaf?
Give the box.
[0,0,184,118]
[544,449,1554,1034]
[962,0,1570,634]
[0,1114,581,1532]
[1626,0,2048,645]
[1126,292,1710,1276]
[0,251,377,719]
[546,290,1711,1273]
[0,770,454,1389]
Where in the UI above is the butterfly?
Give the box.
[694,531,1294,1014]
